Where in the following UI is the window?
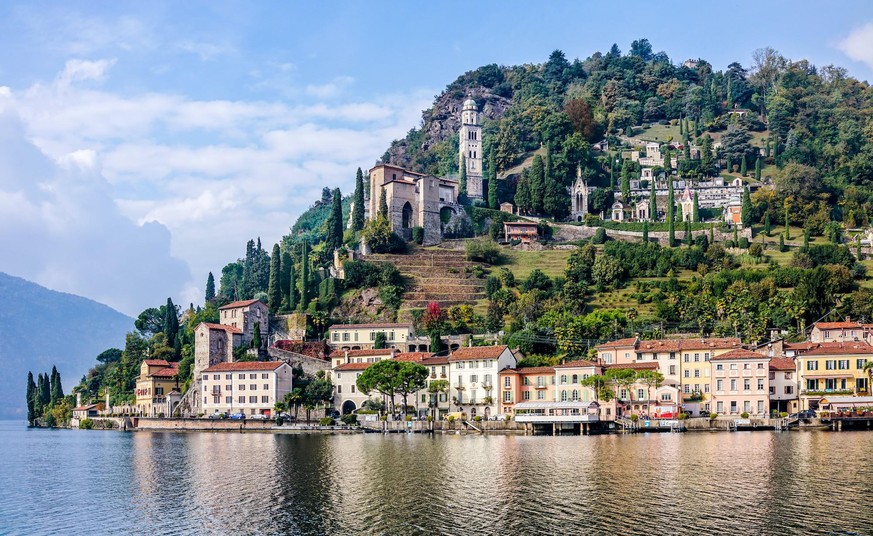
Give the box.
[421,394,427,403]
[249,396,257,403]
[684,370,690,378]
[537,377,545,388]
[343,333,349,341]
[332,333,339,341]
[694,353,700,362]
[857,359,868,369]
[225,396,231,404]
[504,391,512,402]
[744,401,751,413]
[826,360,836,370]
[717,379,723,391]
[757,363,764,369]
[757,401,764,414]
[785,386,794,395]
[261,373,269,379]
[572,390,579,401]
[470,361,478,369]
[704,353,710,361]
[637,389,645,400]
[369,332,375,341]
[239,385,245,391]
[717,401,724,413]
[523,391,530,400]
[225,384,231,391]
[838,360,850,370]
[561,390,568,401]
[683,354,690,363]
[807,361,818,371]
[471,375,478,383]
[653,353,659,361]
[389,331,395,341]
[226,374,232,380]
[683,385,690,393]
[757,379,764,390]
[743,379,750,391]
[263,384,269,390]
[560,375,567,385]
[694,370,701,378]
[743,364,750,370]
[537,391,544,400]
[669,366,676,375]
[523,377,530,386]
[504,377,511,388]
[731,401,738,413]
[807,379,817,390]
[239,374,245,379]
[661,393,671,401]
[250,384,256,390]
[704,384,710,393]
[238,396,245,403]
[730,364,737,370]
[484,374,492,385]
[262,396,269,403]
[730,379,737,391]
[457,362,465,369]
[337,385,342,393]
[351,385,356,393]
[572,374,578,383]
[670,352,676,360]
[212,374,219,380]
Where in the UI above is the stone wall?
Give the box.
[270,313,308,342]
[267,347,331,377]
[553,224,751,245]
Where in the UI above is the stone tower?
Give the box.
[458,98,483,199]
[571,166,589,222]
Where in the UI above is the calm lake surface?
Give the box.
[1,421,872,535]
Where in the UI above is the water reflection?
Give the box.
[3,421,873,535]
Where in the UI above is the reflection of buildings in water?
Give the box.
[273,434,342,533]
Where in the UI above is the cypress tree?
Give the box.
[779,233,786,252]
[252,321,262,350]
[755,157,762,180]
[740,156,747,177]
[765,139,771,158]
[710,224,715,244]
[609,153,616,189]
[741,187,753,228]
[514,170,531,215]
[667,178,675,246]
[803,228,810,249]
[726,156,733,175]
[38,373,50,413]
[205,272,215,302]
[684,142,691,161]
[352,168,365,232]
[857,237,863,261]
[287,260,297,312]
[649,180,657,222]
[764,212,771,236]
[700,135,714,177]
[642,221,649,243]
[530,155,546,215]
[663,146,671,175]
[280,250,292,312]
[679,116,684,135]
[692,192,700,223]
[164,298,178,350]
[621,160,631,202]
[685,220,692,245]
[784,201,790,239]
[684,117,690,136]
[268,243,282,311]
[544,173,568,220]
[50,365,62,406]
[326,188,343,251]
[299,241,309,311]
[487,152,498,209]
[379,188,388,218]
[733,226,738,244]
[26,372,36,425]
[459,155,468,202]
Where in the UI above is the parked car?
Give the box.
[789,410,816,419]
[229,412,246,420]
[249,414,268,420]
[207,412,226,419]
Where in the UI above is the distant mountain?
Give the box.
[0,273,132,419]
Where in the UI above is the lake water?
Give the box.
[1,420,872,535]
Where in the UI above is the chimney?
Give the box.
[105,388,110,413]
[344,350,349,364]
[76,392,82,408]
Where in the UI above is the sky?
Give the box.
[1,1,873,316]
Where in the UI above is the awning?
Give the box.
[514,401,590,410]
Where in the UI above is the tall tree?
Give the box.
[487,152,498,209]
[459,155,468,202]
[642,221,649,243]
[544,173,569,220]
[268,243,283,311]
[280,250,293,312]
[741,187,753,228]
[662,145,671,176]
[299,240,310,311]
[649,179,657,221]
[755,156,762,180]
[38,373,50,414]
[667,178,676,246]
[685,220,692,245]
[205,272,215,302]
[621,159,632,202]
[50,366,63,406]
[252,321,262,350]
[286,258,297,312]
[692,192,700,223]
[352,168,365,232]
[530,155,546,215]
[26,372,36,425]
[326,187,344,251]
[514,170,531,215]
[764,211,771,236]
[784,199,791,240]
[700,135,714,177]
[164,298,179,351]
[740,156,747,177]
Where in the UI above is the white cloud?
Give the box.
[305,76,355,99]
[56,58,116,88]
[837,21,873,70]
[175,40,235,61]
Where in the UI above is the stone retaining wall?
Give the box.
[553,224,751,245]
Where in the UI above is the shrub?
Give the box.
[749,242,763,258]
[157,412,165,418]
[465,239,503,264]
[740,412,749,419]
[738,237,750,249]
[678,413,689,420]
[447,415,456,423]
[362,217,406,253]
[79,418,94,430]
[630,414,639,422]
[426,415,433,422]
[473,415,482,422]
[505,415,511,422]
[340,414,358,425]
[472,265,485,278]
[319,417,336,426]
[411,226,424,245]
[405,415,412,421]
[709,413,718,420]
[592,227,607,244]
[275,416,284,426]
[779,412,788,418]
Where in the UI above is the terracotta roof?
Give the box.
[784,342,819,351]
[637,339,681,352]
[711,349,768,361]
[769,358,796,371]
[197,322,243,334]
[202,361,285,372]
[813,322,863,330]
[144,359,170,367]
[513,366,556,375]
[604,362,659,371]
[420,356,450,366]
[329,349,397,358]
[328,323,412,330]
[801,342,873,356]
[73,404,98,411]
[150,366,180,378]
[218,299,265,310]
[596,338,638,350]
[678,338,742,351]
[555,359,598,369]
[505,221,538,226]
[449,345,509,361]
[395,352,436,363]
[335,362,374,372]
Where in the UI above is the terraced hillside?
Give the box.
[365,248,486,312]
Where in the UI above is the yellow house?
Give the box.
[135,359,180,417]
[327,323,413,350]
[677,338,742,415]
[796,341,873,410]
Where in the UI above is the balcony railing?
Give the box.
[800,389,854,396]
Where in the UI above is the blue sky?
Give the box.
[1,1,872,315]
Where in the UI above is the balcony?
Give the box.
[800,389,854,396]
[454,383,465,391]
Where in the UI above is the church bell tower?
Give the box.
[458,98,483,199]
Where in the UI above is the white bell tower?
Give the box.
[458,98,483,199]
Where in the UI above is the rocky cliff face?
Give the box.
[385,86,513,171]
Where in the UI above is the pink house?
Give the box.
[711,349,770,417]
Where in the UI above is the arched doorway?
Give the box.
[418,344,428,351]
[341,400,356,415]
[440,206,454,224]
[408,345,416,352]
[470,407,477,417]
[484,407,491,419]
[402,202,413,228]
[449,343,460,351]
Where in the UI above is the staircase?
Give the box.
[365,248,486,311]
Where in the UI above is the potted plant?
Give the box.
[740,412,749,419]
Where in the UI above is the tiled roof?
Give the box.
[73,404,99,411]
[604,362,659,370]
[711,349,768,361]
[513,366,556,375]
[395,352,436,363]
[596,338,638,350]
[801,342,873,356]
[420,356,450,366]
[637,339,681,352]
[197,322,243,334]
[335,362,374,372]
[328,323,412,330]
[329,349,396,358]
[555,359,598,369]
[202,361,285,372]
[150,364,180,378]
[769,358,796,371]
[144,359,170,367]
[784,342,819,351]
[678,338,742,351]
[218,299,265,310]
[449,345,509,361]
[813,322,863,330]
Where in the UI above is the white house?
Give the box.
[201,361,293,417]
[448,345,517,419]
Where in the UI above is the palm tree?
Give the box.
[863,361,873,396]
